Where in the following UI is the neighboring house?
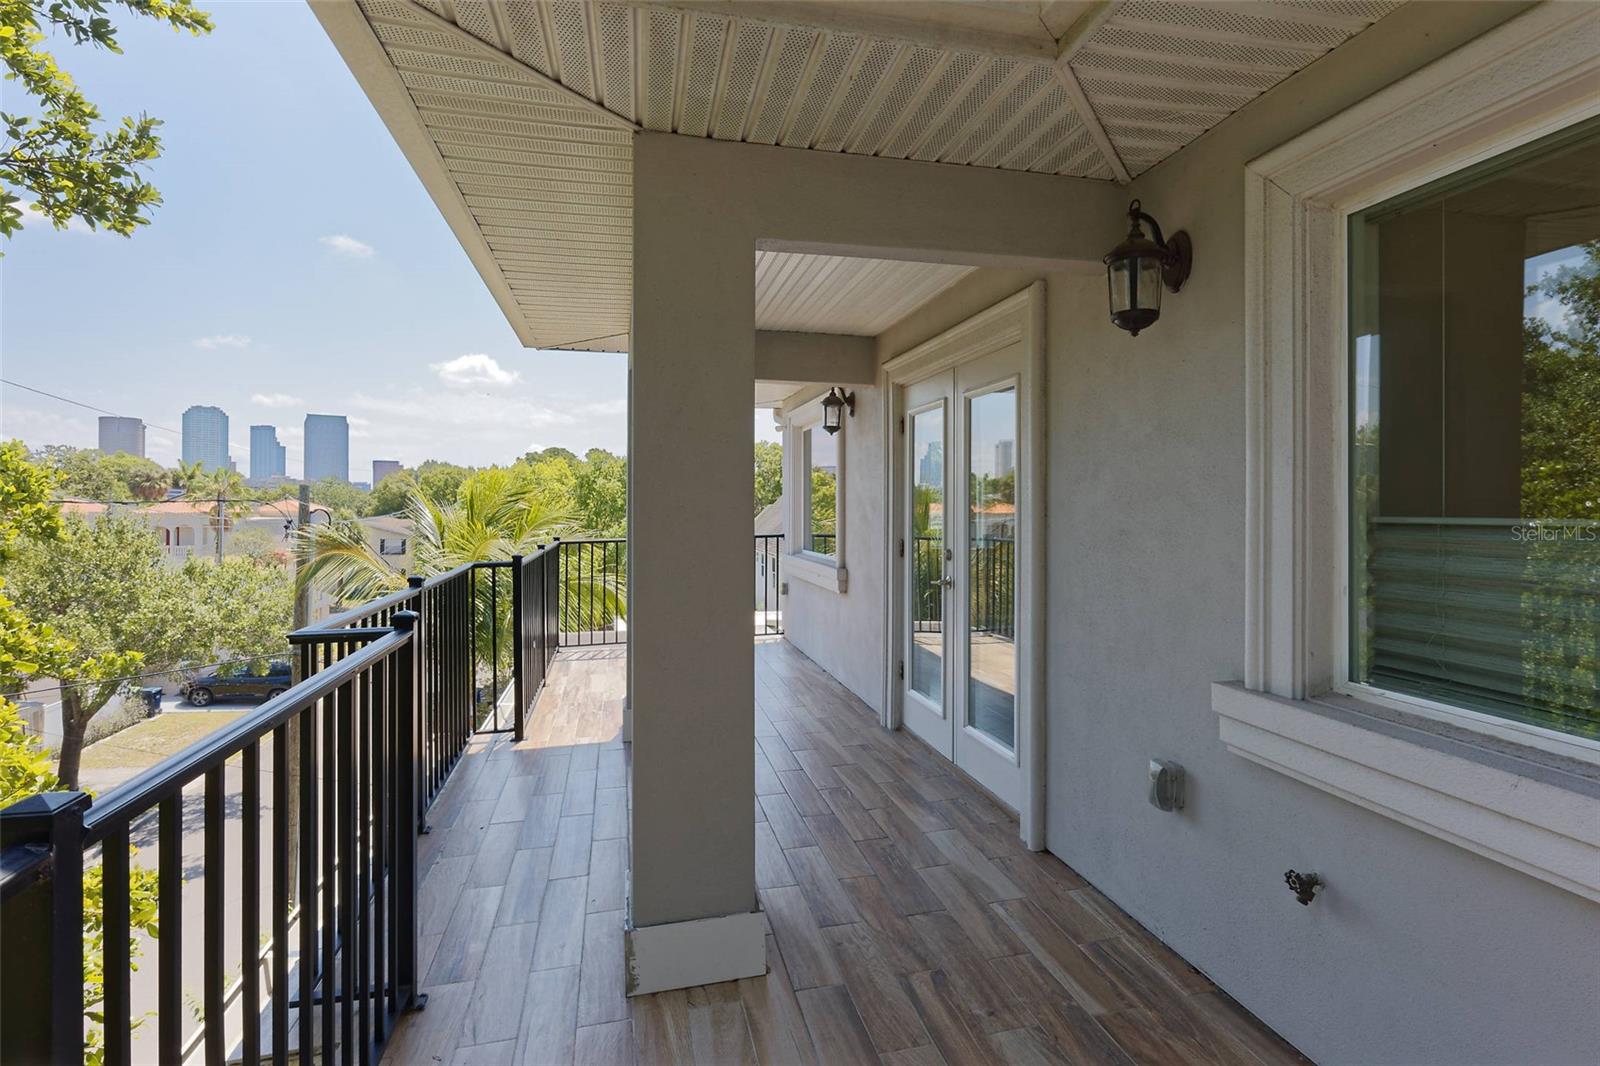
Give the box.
[307,3,1600,1060]
[59,498,218,564]
[360,513,413,569]
[59,497,329,567]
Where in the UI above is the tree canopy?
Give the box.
[1522,240,1600,520]
[1,0,212,243]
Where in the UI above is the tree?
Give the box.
[1,438,62,561]
[6,513,191,786]
[295,467,623,681]
[522,446,578,466]
[0,591,160,1066]
[367,471,413,516]
[413,460,472,507]
[183,554,292,675]
[305,476,369,518]
[164,458,203,492]
[517,453,577,517]
[31,445,167,501]
[573,448,626,536]
[1,0,212,243]
[1522,241,1600,520]
[754,440,782,515]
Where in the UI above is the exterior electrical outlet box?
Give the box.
[1149,759,1186,811]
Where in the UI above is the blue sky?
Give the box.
[1,1,649,478]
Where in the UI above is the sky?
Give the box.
[0,2,784,480]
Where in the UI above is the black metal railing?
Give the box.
[513,549,561,727]
[1,618,421,1066]
[756,534,784,635]
[909,534,1015,638]
[557,538,627,647]
[0,547,565,1065]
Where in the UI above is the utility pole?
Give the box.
[286,482,310,904]
[215,483,226,563]
[293,482,311,632]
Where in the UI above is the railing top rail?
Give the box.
[82,627,411,842]
[287,625,394,646]
[416,559,478,591]
[299,584,419,635]
[559,537,626,544]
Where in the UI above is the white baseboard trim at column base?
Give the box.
[625,909,766,995]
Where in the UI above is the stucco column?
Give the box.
[624,134,763,992]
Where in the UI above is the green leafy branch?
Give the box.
[0,0,212,241]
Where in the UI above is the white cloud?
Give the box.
[195,333,252,350]
[430,353,522,388]
[251,392,304,408]
[319,234,375,259]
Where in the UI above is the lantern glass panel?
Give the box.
[1108,254,1163,317]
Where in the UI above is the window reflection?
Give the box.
[910,407,944,704]
[968,387,1017,749]
[805,427,837,557]
[1349,120,1600,736]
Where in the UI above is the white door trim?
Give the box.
[882,281,1047,849]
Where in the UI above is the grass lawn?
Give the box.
[79,712,248,772]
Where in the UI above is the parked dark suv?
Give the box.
[182,661,293,707]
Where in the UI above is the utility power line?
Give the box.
[2,378,185,437]
[3,377,278,459]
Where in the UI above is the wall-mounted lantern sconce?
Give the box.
[821,387,855,435]
[1104,198,1192,336]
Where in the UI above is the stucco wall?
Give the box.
[780,383,887,713]
[851,4,1600,1063]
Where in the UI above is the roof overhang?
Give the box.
[313,0,1402,353]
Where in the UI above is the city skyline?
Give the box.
[303,414,350,483]
[249,424,287,481]
[97,416,146,458]
[181,404,230,473]
[0,3,658,476]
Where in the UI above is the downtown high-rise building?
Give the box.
[250,425,287,480]
[97,416,146,458]
[182,405,231,472]
[372,459,402,486]
[304,414,350,482]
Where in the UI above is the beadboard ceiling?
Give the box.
[323,0,1404,352]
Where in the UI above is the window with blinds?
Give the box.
[1348,118,1600,738]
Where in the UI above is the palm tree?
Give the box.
[170,459,207,493]
[295,468,625,695]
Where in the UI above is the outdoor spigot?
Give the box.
[1284,869,1323,905]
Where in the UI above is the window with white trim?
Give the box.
[784,397,848,593]
[1347,118,1600,738]
[803,425,838,559]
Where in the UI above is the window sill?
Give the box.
[786,552,847,594]
[1212,681,1600,903]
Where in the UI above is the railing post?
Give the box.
[0,790,91,1065]
[390,610,425,1012]
[406,576,428,830]
[551,537,562,647]
[511,554,525,743]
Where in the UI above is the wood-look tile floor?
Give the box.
[386,640,1308,1066]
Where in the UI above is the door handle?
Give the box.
[941,576,953,588]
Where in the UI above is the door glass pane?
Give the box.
[968,387,1017,749]
[806,427,837,557]
[1349,118,1600,737]
[909,407,944,704]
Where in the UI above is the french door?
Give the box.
[897,344,1026,811]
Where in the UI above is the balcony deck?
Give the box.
[387,639,1305,1065]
